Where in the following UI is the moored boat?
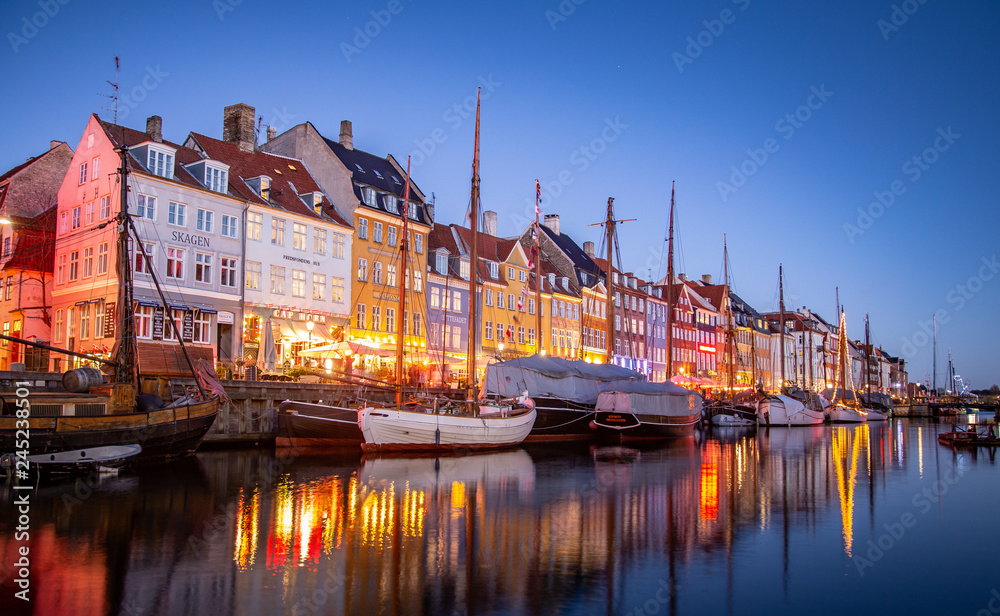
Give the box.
[275,400,364,448]
[591,381,701,441]
[757,394,825,426]
[2,444,142,476]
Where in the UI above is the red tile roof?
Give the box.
[2,206,56,272]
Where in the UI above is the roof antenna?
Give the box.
[99,56,120,124]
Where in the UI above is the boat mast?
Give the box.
[666,181,675,379]
[723,236,735,396]
[466,88,481,402]
[395,156,412,405]
[114,145,138,390]
[534,179,542,355]
[864,313,871,394]
[778,264,785,390]
[932,314,937,395]
[605,198,615,364]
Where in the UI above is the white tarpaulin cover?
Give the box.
[596,380,702,417]
[484,356,700,412]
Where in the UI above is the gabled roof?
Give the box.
[2,206,55,272]
[188,133,351,228]
[96,117,210,193]
[0,142,74,219]
[537,224,602,281]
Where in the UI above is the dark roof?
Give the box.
[323,137,430,225]
[0,143,74,219]
[2,206,55,272]
[538,225,602,281]
[188,133,351,228]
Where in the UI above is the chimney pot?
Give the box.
[482,210,497,236]
[583,241,594,258]
[223,104,257,153]
[543,213,560,235]
[49,140,62,150]
[146,115,162,143]
[701,274,712,285]
[339,120,353,150]
[679,273,687,282]
[266,125,277,142]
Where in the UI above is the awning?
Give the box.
[136,298,160,308]
[299,340,393,358]
[272,318,334,342]
[168,303,190,311]
[194,305,218,314]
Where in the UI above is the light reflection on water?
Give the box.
[1,418,998,616]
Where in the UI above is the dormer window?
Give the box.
[435,251,448,275]
[146,147,174,179]
[362,187,376,206]
[384,194,398,214]
[489,262,499,279]
[205,165,228,193]
[459,258,470,281]
[373,169,384,179]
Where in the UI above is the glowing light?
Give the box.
[832,425,864,557]
[699,463,719,521]
[451,482,466,509]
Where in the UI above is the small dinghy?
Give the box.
[3,444,142,476]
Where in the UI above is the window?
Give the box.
[100,196,111,219]
[452,290,462,312]
[387,263,397,287]
[135,305,154,339]
[373,221,383,244]
[508,267,515,279]
[195,253,212,283]
[373,262,382,285]
[371,306,381,331]
[332,233,345,258]
[430,287,441,309]
[147,149,174,178]
[196,209,213,233]
[78,162,87,185]
[59,211,68,234]
[384,194,397,213]
[271,218,285,245]
[167,201,187,226]
[270,265,285,294]
[289,270,303,297]
[357,258,368,281]
[519,270,526,282]
[528,328,536,346]
[82,247,94,278]
[528,298,535,315]
[134,242,155,274]
[220,257,237,288]
[414,271,423,293]
[194,312,212,343]
[414,234,423,254]
[94,299,104,339]
[85,201,95,225]
[518,326,526,344]
[387,226,397,247]
[489,262,499,279]
[247,212,262,240]
[205,166,228,192]
[246,261,261,289]
[313,273,325,300]
[362,187,376,206]
[259,177,270,201]
[293,223,307,250]
[69,250,79,280]
[486,321,493,340]
[137,195,156,221]
[485,288,493,306]
[552,328,558,347]
[413,313,421,337]
[166,247,185,279]
[356,304,366,329]
[221,214,238,238]
[91,157,100,181]
[314,228,327,255]
[163,309,183,342]
[71,206,81,230]
[507,294,515,311]
[386,308,396,334]
[436,252,447,274]
[358,217,368,240]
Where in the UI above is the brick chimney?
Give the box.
[482,210,497,236]
[339,120,353,150]
[49,140,62,150]
[146,115,162,143]
[679,273,687,282]
[702,274,712,285]
[223,104,256,152]
[583,241,594,258]
[543,213,560,235]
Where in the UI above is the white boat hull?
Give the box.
[711,413,756,427]
[828,405,867,423]
[864,407,889,421]
[758,396,825,426]
[358,407,537,453]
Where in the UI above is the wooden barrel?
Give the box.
[62,367,105,393]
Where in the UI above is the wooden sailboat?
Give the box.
[757,265,825,426]
[827,310,867,423]
[0,145,221,460]
[357,89,536,453]
[859,314,889,421]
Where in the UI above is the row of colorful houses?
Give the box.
[0,103,908,397]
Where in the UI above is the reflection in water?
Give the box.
[2,420,997,615]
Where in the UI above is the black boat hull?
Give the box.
[276,401,364,448]
[592,411,700,442]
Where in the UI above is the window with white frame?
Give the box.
[205,166,228,193]
[362,187,376,206]
[79,304,90,340]
[196,209,213,233]
[414,233,423,254]
[94,299,104,339]
[387,263,397,287]
[221,214,238,239]
[357,258,367,281]
[485,288,493,306]
[194,312,212,343]
[330,276,344,304]
[147,148,174,178]
[195,253,212,283]
[247,212,262,240]
[356,304,366,329]
[293,223,307,250]
[314,228,327,255]
[387,226,397,247]
[489,262,498,279]
[291,270,306,298]
[137,195,156,221]
[162,309,184,342]
[78,162,87,185]
[371,306,381,331]
[357,217,368,240]
[135,305,154,339]
[134,242,155,274]
[85,201,95,225]
[271,218,285,245]
[373,221,383,243]
[452,290,462,312]
[270,265,285,294]
[313,273,325,300]
[373,261,382,285]
[414,271,422,293]
[167,202,187,226]
[386,308,396,333]
[91,157,100,180]
[69,250,79,280]
[220,256,237,288]
[332,233,345,258]
[82,247,94,278]
[54,309,63,343]
[71,206,81,230]
[384,194,397,213]
[166,247,185,279]
[436,252,447,274]
[245,261,261,289]
[100,196,111,219]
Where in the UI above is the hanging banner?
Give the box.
[182,311,194,343]
[152,307,165,340]
[104,302,116,338]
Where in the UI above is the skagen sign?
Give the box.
[171,231,211,248]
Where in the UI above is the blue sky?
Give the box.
[3,0,998,388]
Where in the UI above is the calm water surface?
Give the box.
[2,417,999,616]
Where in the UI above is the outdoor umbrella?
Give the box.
[263,317,277,372]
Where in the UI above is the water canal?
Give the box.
[2,417,998,616]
